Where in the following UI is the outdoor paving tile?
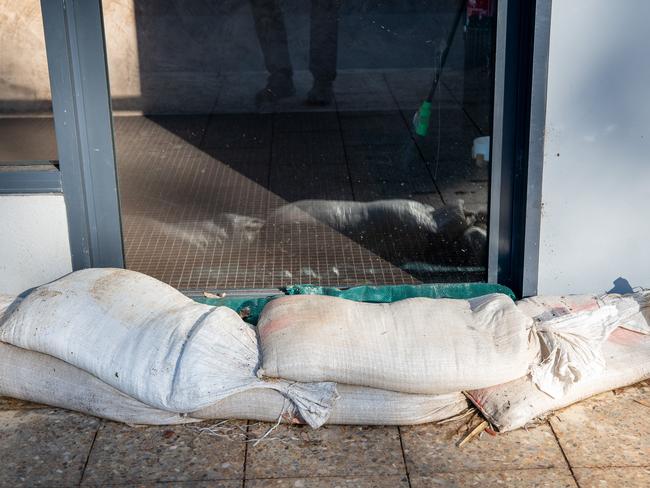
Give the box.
[339,111,410,147]
[411,468,577,488]
[401,419,568,476]
[346,143,437,200]
[333,71,397,112]
[572,467,650,487]
[81,421,246,485]
[246,475,409,487]
[87,482,242,487]
[272,131,346,167]
[203,113,272,149]
[143,114,210,147]
[273,111,340,133]
[0,408,99,487]
[410,468,577,488]
[549,395,650,468]
[245,424,405,479]
[270,163,354,201]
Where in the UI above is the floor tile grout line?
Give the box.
[382,72,446,206]
[266,113,274,191]
[439,79,485,136]
[397,426,413,488]
[332,93,357,202]
[548,419,582,488]
[79,419,102,486]
[242,419,250,487]
[243,473,410,481]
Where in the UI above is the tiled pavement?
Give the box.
[1,381,648,487]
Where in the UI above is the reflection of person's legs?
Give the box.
[250,0,295,102]
[308,0,340,105]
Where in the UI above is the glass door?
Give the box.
[100,0,497,291]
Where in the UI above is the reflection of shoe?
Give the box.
[306,81,334,106]
[255,76,296,104]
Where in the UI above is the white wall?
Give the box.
[0,194,72,294]
[535,0,650,295]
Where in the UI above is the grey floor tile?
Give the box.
[202,147,271,187]
[84,481,241,487]
[245,424,405,479]
[203,113,272,149]
[144,114,210,147]
[246,475,409,487]
[273,111,340,133]
[0,408,99,487]
[401,419,568,476]
[81,421,246,485]
[269,162,354,201]
[549,395,650,468]
[572,467,650,488]
[334,71,397,112]
[385,69,458,111]
[339,111,410,147]
[347,143,438,200]
[271,131,346,167]
[410,468,578,488]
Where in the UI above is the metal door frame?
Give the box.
[488,0,551,296]
[41,0,123,270]
[37,0,552,296]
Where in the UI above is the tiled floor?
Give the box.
[0,69,490,290]
[1,382,648,487]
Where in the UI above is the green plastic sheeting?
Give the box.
[194,282,514,325]
[284,283,515,302]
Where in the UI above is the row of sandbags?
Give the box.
[0,269,466,427]
[0,268,648,431]
[254,290,649,431]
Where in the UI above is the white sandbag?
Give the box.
[0,337,466,427]
[271,199,438,236]
[601,290,650,334]
[467,326,650,432]
[519,292,650,397]
[0,341,199,425]
[0,269,337,427]
[529,306,619,398]
[193,385,469,426]
[517,292,650,334]
[257,293,535,394]
[271,199,439,256]
[517,293,650,398]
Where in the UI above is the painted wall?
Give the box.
[536,1,650,295]
[0,194,72,295]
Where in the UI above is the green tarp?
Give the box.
[193,282,515,325]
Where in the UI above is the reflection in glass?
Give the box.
[103,0,495,290]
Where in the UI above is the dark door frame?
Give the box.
[488,0,551,297]
[39,0,551,296]
[41,0,124,270]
